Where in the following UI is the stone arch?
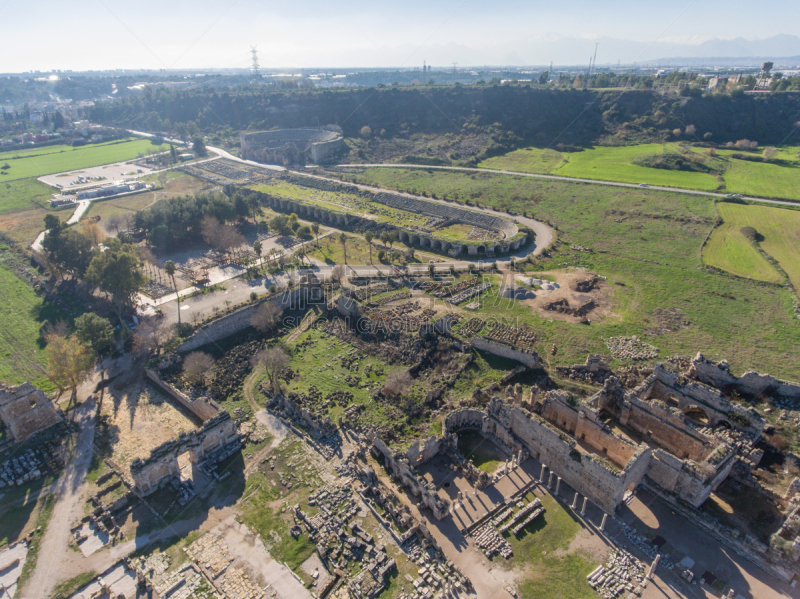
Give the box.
[716,419,733,430]
[410,235,420,246]
[430,239,442,251]
[683,405,710,424]
[147,462,173,490]
[420,237,431,248]
[666,394,680,408]
[398,231,409,243]
[476,245,486,254]
[459,245,469,255]
[441,241,452,253]
[492,244,503,254]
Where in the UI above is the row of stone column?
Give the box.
[538,462,607,532]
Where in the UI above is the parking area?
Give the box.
[38,160,157,191]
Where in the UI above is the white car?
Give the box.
[638,183,648,187]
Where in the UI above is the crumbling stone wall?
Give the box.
[177,287,308,353]
[370,435,450,520]
[130,411,239,495]
[471,337,541,368]
[444,400,651,514]
[689,353,800,400]
[144,370,221,422]
[0,382,62,442]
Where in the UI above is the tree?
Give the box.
[192,136,207,157]
[53,111,65,130]
[359,126,372,138]
[183,352,215,386]
[44,332,95,408]
[85,239,146,323]
[270,214,292,236]
[295,244,307,265]
[339,232,348,265]
[538,71,549,85]
[253,240,263,272]
[331,264,345,285]
[164,260,181,324]
[384,369,412,398]
[763,146,779,161]
[311,222,320,248]
[81,221,103,246]
[132,316,174,359]
[364,231,374,264]
[170,144,178,163]
[42,221,93,278]
[250,301,282,332]
[252,346,289,394]
[107,213,126,235]
[74,313,115,364]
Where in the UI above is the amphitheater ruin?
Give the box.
[252,174,530,257]
[240,127,345,165]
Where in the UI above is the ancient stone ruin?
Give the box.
[0,382,63,443]
[130,411,240,496]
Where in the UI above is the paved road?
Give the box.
[347,163,800,207]
[23,392,97,599]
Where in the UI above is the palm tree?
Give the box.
[339,232,348,265]
[164,260,181,325]
[311,222,320,248]
[253,240,263,273]
[364,231,374,264]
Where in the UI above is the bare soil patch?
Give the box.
[522,271,617,324]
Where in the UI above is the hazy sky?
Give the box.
[2,0,800,71]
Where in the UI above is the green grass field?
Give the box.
[0,138,168,183]
[706,202,800,290]
[479,143,800,200]
[335,167,800,380]
[506,493,597,599]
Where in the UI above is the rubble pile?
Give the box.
[497,498,544,535]
[472,524,513,559]
[449,282,493,305]
[587,548,646,599]
[208,341,265,400]
[604,336,659,360]
[458,318,485,337]
[0,448,46,488]
[619,522,674,571]
[296,484,397,596]
[428,277,480,299]
[369,290,412,306]
[133,553,213,599]
[401,534,472,598]
[484,323,536,351]
[544,297,597,318]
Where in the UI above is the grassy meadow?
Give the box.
[332,167,800,380]
[0,137,168,183]
[705,202,800,290]
[479,142,800,200]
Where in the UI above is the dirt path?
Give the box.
[22,388,98,599]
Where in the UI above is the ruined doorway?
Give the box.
[683,405,710,424]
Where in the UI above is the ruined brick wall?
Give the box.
[0,383,62,442]
[501,406,649,513]
[471,337,541,368]
[690,353,800,400]
[177,288,305,353]
[144,370,221,422]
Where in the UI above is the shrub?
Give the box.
[250,291,258,301]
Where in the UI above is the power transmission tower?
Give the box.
[251,46,261,78]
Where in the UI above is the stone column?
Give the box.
[600,513,607,532]
[647,554,660,580]
[581,496,588,516]
[540,464,547,482]
[571,493,579,509]
[555,477,561,495]
[547,471,554,489]
[517,450,523,464]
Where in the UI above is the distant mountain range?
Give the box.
[371,34,800,69]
